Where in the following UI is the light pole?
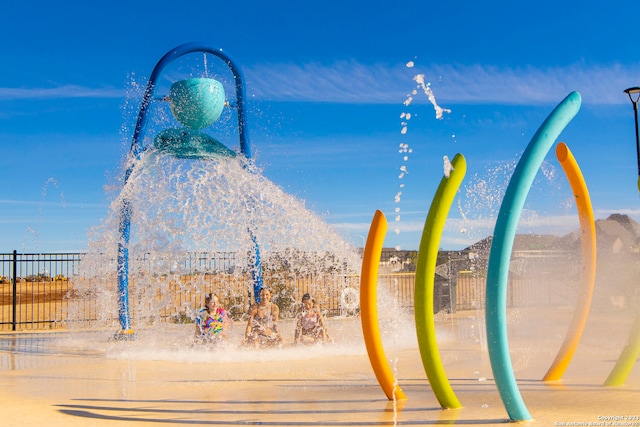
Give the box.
[624,87,640,190]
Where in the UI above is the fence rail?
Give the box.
[1,251,573,332]
[1,251,82,331]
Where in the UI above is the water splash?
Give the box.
[22,227,39,251]
[412,73,451,119]
[41,177,66,208]
[393,60,451,242]
[458,158,563,244]
[21,177,68,251]
[443,155,454,178]
[72,151,363,332]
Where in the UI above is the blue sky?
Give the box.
[2,0,640,252]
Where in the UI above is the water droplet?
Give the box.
[443,155,453,178]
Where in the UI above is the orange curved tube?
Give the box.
[542,142,597,381]
[360,210,407,401]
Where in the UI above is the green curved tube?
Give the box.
[486,92,581,421]
[415,153,466,409]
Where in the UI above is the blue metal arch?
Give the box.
[116,42,262,335]
[128,42,252,159]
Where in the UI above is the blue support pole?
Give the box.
[117,198,132,333]
[251,232,264,302]
[116,42,260,335]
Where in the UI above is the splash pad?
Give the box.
[1,43,639,424]
[2,309,639,425]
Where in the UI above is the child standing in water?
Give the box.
[195,293,231,344]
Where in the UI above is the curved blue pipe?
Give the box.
[485,91,581,421]
[117,42,257,333]
[129,42,251,158]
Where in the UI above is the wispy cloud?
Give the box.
[245,61,640,106]
[328,211,628,250]
[0,85,124,100]
[0,199,106,208]
[1,61,637,106]
[331,214,579,236]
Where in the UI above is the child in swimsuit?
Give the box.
[244,288,284,348]
[294,293,329,344]
[195,293,230,344]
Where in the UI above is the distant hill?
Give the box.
[377,214,640,275]
[464,214,640,255]
[460,214,640,311]
[594,214,640,254]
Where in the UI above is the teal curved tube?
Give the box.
[486,91,581,421]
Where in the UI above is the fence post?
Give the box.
[12,250,17,331]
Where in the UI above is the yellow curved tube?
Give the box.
[415,153,465,409]
[543,142,597,381]
[360,210,407,400]
[604,312,640,386]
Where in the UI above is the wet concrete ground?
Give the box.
[1,309,639,426]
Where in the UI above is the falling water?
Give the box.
[70,150,365,331]
[393,61,451,245]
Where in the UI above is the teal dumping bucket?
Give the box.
[169,78,225,130]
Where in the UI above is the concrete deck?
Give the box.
[1,309,639,426]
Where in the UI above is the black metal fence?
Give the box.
[0,251,422,332]
[1,249,575,332]
[1,251,82,331]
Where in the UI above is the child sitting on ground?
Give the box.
[294,293,330,344]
